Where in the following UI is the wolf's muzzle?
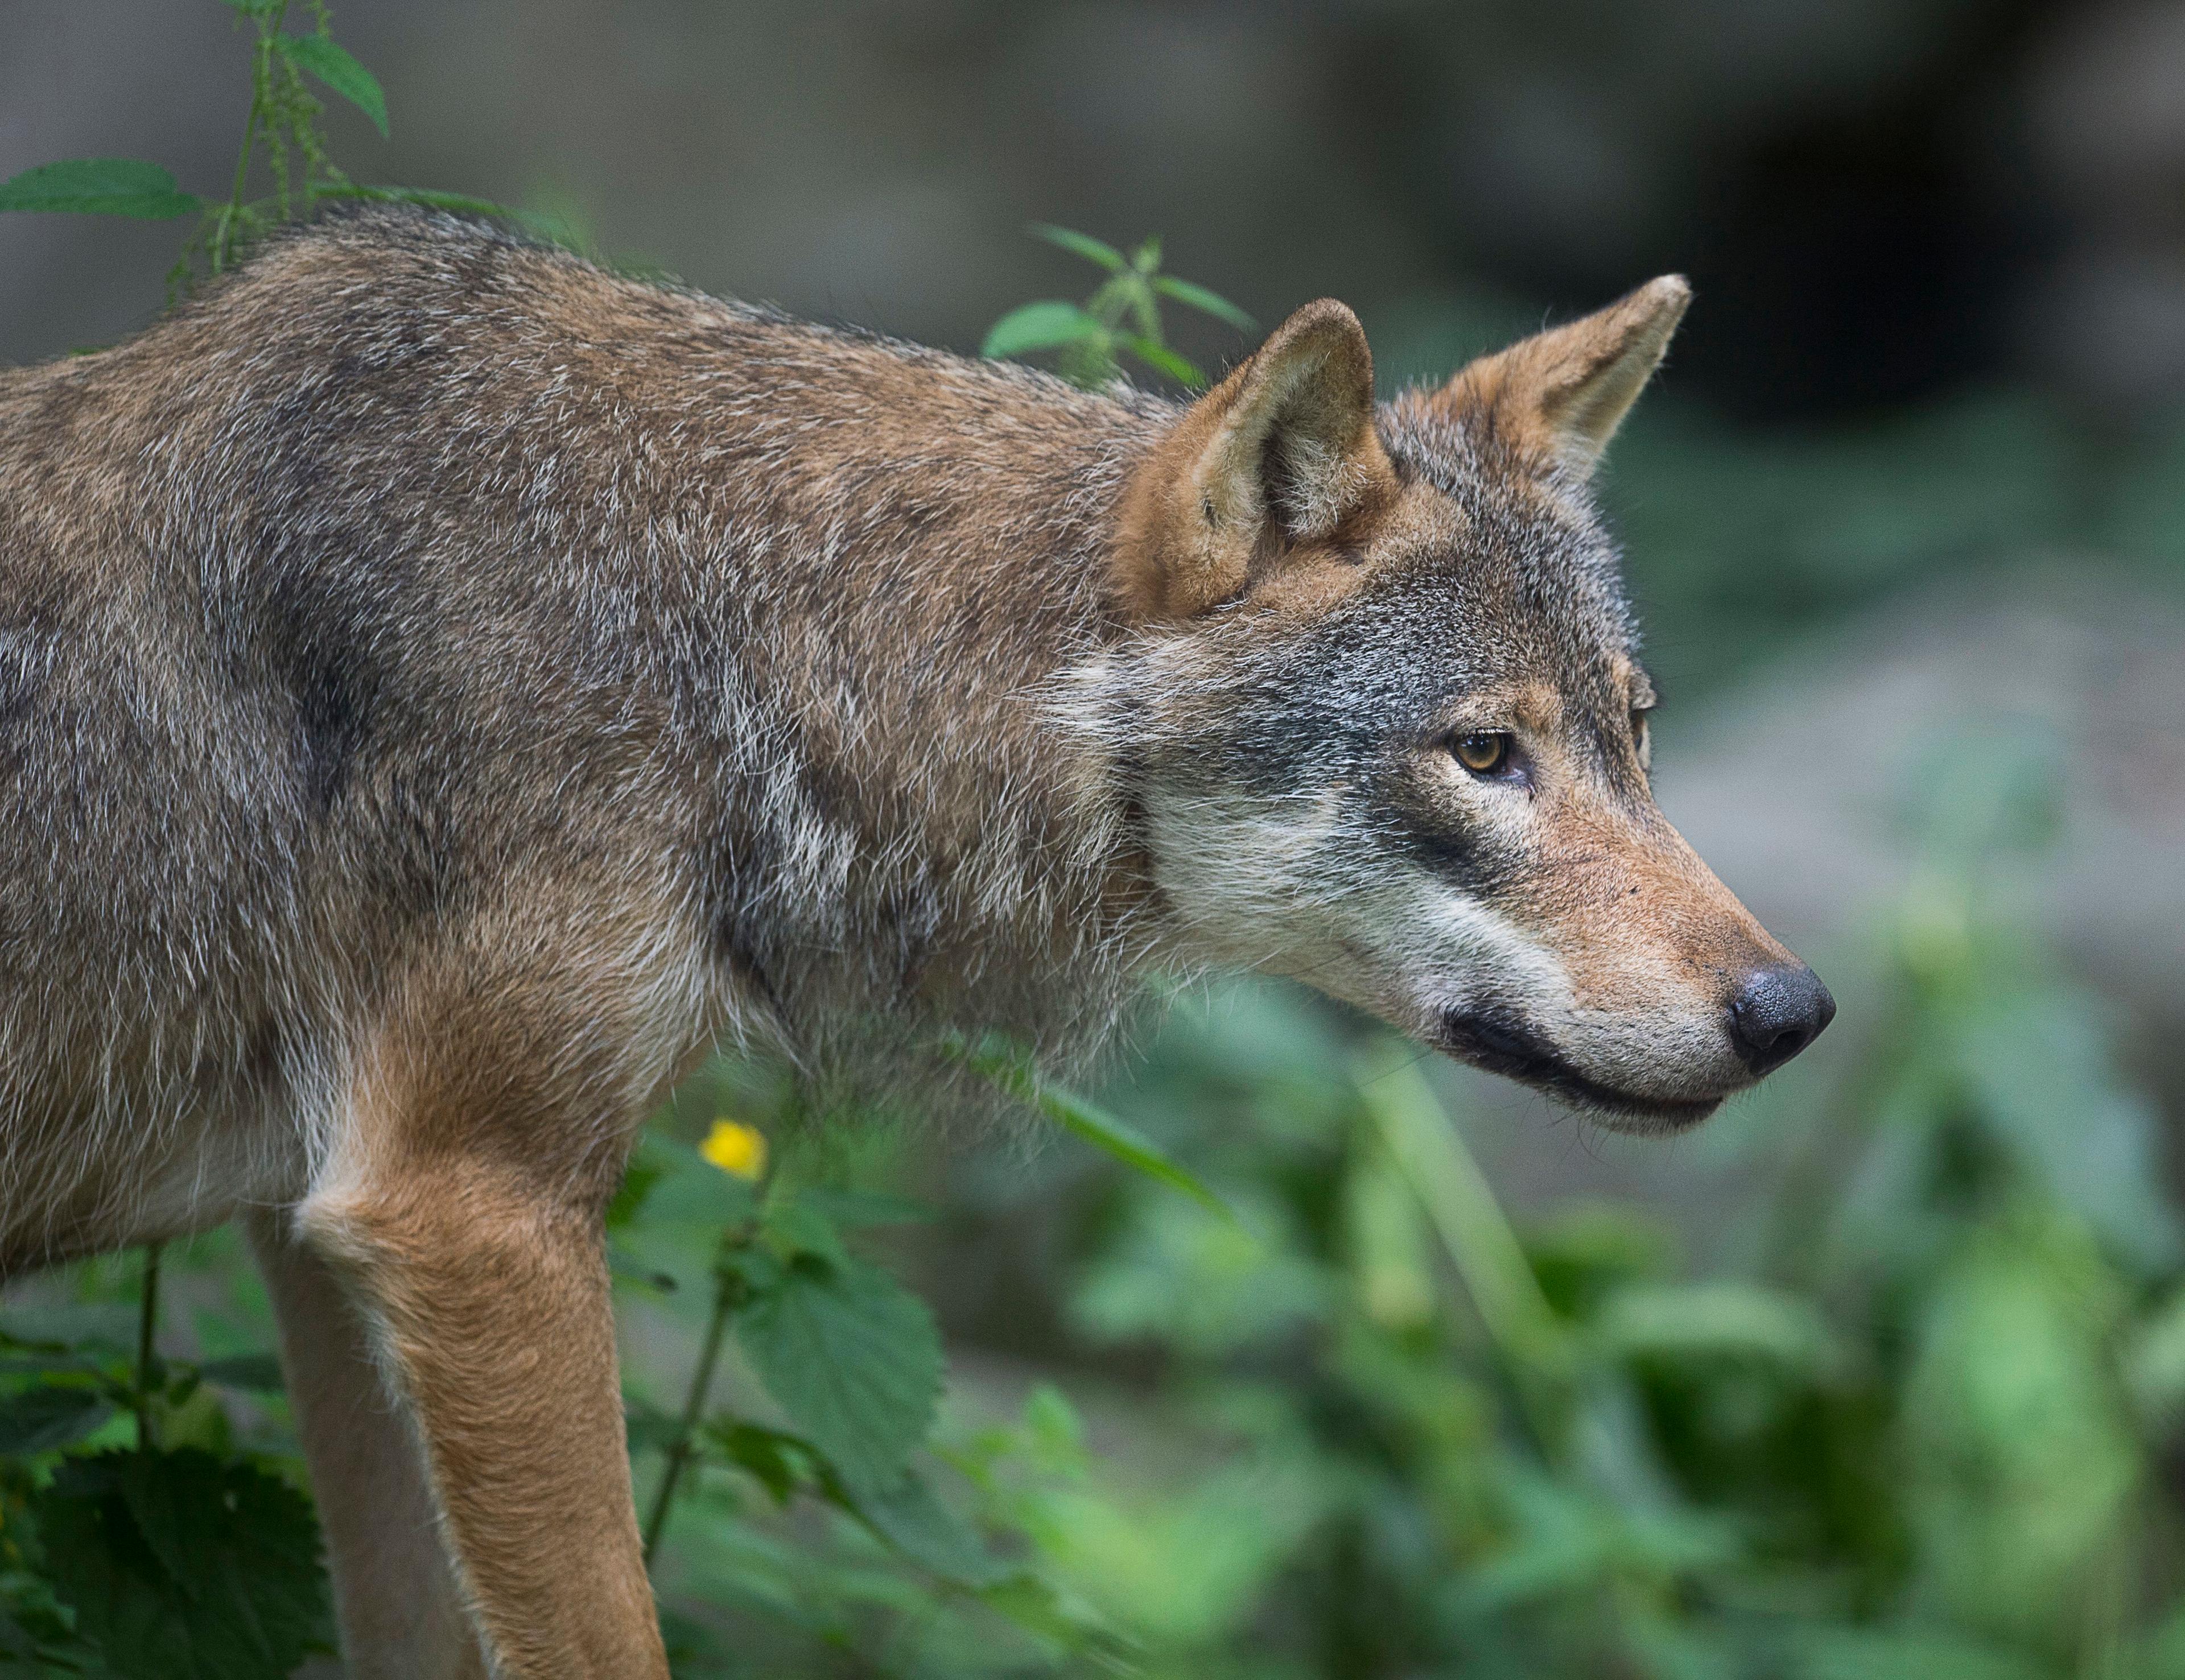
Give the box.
[1435,1006,1722,1128]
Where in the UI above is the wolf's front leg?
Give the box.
[282,959,677,1679]
[295,1151,666,1677]
[250,1212,487,1680]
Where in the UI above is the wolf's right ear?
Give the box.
[1114,299,1397,622]
[1433,275,1690,477]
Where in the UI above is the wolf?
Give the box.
[0,207,1831,1677]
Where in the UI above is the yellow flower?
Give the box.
[699,1118,768,1182]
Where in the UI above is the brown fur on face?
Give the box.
[0,208,1819,1671]
[1106,272,1824,1131]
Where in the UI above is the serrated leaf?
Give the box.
[36,1448,332,1679]
[1153,274,1256,331]
[736,1254,941,1496]
[273,34,388,138]
[0,160,197,220]
[982,302,1106,360]
[0,1385,112,1455]
[1029,224,1127,273]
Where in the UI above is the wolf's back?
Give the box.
[0,208,1159,1206]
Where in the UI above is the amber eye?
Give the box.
[1452,732,1511,775]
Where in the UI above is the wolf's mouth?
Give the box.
[1434,1009,1722,1131]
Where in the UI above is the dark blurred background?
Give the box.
[7,0,2185,419]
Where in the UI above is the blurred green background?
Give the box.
[4,2,2185,1675]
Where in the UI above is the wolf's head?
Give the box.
[1102,280,1832,1131]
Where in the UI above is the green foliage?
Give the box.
[732,1246,943,1498]
[35,1451,331,1679]
[271,32,387,138]
[0,162,197,221]
[949,1031,1232,1216]
[983,226,1253,389]
[0,0,527,299]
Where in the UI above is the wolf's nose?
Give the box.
[1728,964,1836,1075]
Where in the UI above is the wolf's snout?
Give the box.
[1727,964,1836,1075]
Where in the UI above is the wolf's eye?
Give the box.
[1452,732,1511,775]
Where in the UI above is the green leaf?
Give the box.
[195,1355,286,1395]
[1360,1054,1570,1384]
[36,1448,333,1679]
[703,1413,1014,1587]
[794,1187,934,1229]
[1953,988,2182,1274]
[735,1253,942,1497]
[978,1574,1139,1668]
[757,1188,852,1273]
[706,1418,816,1506]
[1022,1074,1229,1216]
[982,302,1107,360]
[273,34,389,138]
[1593,1281,1841,1376]
[1153,274,1256,331]
[1785,1624,2048,1680]
[842,1467,1016,1588]
[605,1151,665,1231]
[0,160,197,220]
[947,1033,1232,1216]
[1029,224,1127,273]
[0,1385,112,1455]
[1116,335,1205,389]
[617,1133,758,1236]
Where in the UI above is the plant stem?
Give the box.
[135,1243,163,1452]
[641,1261,741,1566]
[216,5,287,269]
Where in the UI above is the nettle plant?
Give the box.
[0,9,1251,1677]
[0,1,527,296]
[981,225,1254,391]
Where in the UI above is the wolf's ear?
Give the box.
[1437,275,1689,477]
[1114,299,1397,621]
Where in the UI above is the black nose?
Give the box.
[1728,964,1836,1075]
